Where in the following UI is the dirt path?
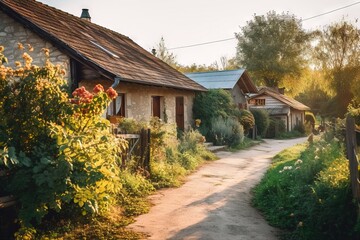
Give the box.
[128,138,307,240]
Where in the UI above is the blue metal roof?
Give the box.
[185,69,246,89]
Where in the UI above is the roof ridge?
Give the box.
[31,0,132,41]
[185,68,245,75]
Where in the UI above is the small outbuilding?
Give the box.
[248,87,311,131]
[185,69,258,109]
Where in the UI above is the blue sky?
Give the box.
[38,0,360,66]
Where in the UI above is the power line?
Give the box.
[168,1,360,50]
[301,1,360,21]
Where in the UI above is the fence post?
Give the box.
[346,115,360,201]
[145,128,151,175]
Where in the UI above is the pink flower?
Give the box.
[106,87,118,99]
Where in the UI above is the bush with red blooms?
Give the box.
[0,44,126,237]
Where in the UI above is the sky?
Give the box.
[38,0,360,66]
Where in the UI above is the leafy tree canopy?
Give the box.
[314,21,360,117]
[235,11,310,87]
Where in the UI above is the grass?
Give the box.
[229,137,262,151]
[252,136,359,239]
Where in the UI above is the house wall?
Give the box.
[231,84,247,109]
[289,109,305,131]
[249,95,307,132]
[80,80,195,130]
[0,10,70,80]
[249,95,291,131]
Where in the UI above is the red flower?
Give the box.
[93,84,104,94]
[106,87,118,99]
[72,86,86,97]
[71,86,94,104]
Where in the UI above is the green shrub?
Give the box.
[293,122,306,134]
[210,117,244,147]
[236,109,255,135]
[193,89,236,138]
[117,118,144,133]
[178,129,205,153]
[150,161,186,188]
[252,137,358,239]
[266,117,286,138]
[250,108,270,137]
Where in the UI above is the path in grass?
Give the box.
[128,138,307,240]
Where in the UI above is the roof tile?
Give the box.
[0,0,206,91]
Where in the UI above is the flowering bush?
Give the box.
[0,44,126,230]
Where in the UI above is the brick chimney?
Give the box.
[80,9,91,22]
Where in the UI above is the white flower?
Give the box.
[295,159,303,165]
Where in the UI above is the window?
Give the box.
[107,93,125,117]
[255,99,265,106]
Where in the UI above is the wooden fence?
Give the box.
[345,116,360,201]
[116,128,151,175]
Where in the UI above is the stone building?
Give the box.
[0,0,206,130]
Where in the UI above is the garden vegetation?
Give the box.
[0,45,216,239]
[252,132,359,239]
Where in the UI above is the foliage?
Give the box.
[252,137,359,239]
[152,37,179,69]
[293,122,305,134]
[266,117,286,138]
[314,21,360,117]
[210,117,244,147]
[250,108,270,137]
[117,117,145,133]
[0,45,125,229]
[236,11,310,87]
[193,89,236,138]
[235,109,255,135]
[295,81,332,118]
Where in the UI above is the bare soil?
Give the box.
[128,138,307,240]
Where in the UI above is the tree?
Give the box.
[295,82,332,117]
[235,11,310,87]
[177,62,219,73]
[314,21,360,117]
[152,37,179,68]
[193,89,236,137]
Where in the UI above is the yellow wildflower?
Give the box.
[15,61,22,67]
[0,46,4,52]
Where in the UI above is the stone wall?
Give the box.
[0,10,70,80]
[81,80,196,130]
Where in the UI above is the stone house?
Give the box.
[185,69,258,109]
[248,87,310,131]
[0,0,206,130]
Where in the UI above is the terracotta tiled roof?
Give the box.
[251,87,310,111]
[0,0,206,91]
